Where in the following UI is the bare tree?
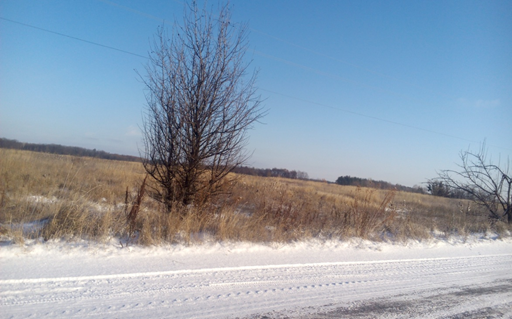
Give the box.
[426,180,451,197]
[141,1,263,211]
[436,143,511,224]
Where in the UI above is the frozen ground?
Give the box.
[1,236,512,318]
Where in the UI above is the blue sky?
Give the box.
[1,0,511,186]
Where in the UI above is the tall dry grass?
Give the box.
[0,149,144,243]
[0,149,508,245]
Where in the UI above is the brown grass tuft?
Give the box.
[1,148,510,245]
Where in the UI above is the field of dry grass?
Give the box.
[0,149,508,245]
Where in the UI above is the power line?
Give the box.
[252,49,426,104]
[0,14,431,119]
[91,2,469,138]
[259,88,473,142]
[0,16,148,59]
[97,0,452,101]
[95,0,456,105]
[2,15,509,153]
[250,28,456,101]
[258,88,512,152]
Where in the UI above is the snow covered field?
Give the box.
[2,236,512,318]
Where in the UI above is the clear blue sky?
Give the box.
[1,0,511,186]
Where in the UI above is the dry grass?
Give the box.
[0,149,509,245]
[0,149,144,243]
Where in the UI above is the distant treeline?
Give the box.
[335,175,425,194]
[0,138,310,180]
[232,166,309,180]
[0,138,142,162]
[2,138,430,194]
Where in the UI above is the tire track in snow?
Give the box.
[1,255,508,302]
[2,254,511,318]
[1,253,509,284]
[1,256,504,305]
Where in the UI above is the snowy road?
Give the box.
[1,238,512,318]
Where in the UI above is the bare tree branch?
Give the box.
[436,142,512,224]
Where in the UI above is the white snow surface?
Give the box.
[2,236,512,318]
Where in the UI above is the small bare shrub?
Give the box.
[126,175,148,237]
